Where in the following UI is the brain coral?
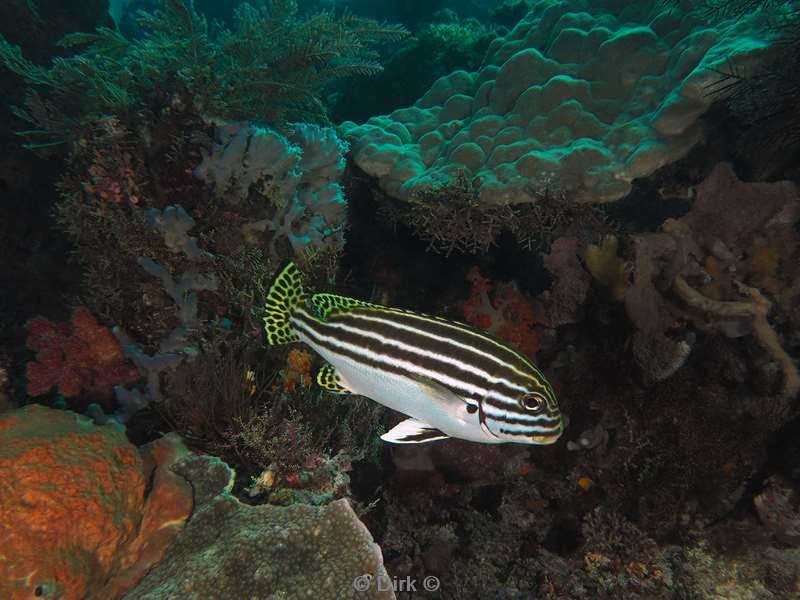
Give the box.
[340,0,774,205]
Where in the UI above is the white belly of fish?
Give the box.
[304,337,498,443]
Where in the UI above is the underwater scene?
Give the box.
[1,0,799,598]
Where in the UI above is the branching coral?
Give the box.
[404,170,516,255]
[25,307,140,400]
[0,0,408,147]
[146,205,209,261]
[673,276,799,399]
[621,163,799,395]
[112,256,219,420]
[196,121,348,261]
[585,235,631,302]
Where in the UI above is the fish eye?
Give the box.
[466,403,478,414]
[520,393,546,413]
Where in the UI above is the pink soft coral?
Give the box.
[25,307,140,400]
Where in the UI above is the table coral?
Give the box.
[125,453,395,600]
[25,306,140,400]
[0,405,192,600]
[341,0,774,206]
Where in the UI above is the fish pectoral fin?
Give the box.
[316,363,350,395]
[380,418,450,444]
[408,373,465,407]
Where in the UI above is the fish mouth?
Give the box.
[530,432,562,445]
[530,420,563,445]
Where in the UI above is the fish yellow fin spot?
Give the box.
[316,363,350,395]
[310,293,382,320]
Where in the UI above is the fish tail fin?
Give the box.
[263,261,305,346]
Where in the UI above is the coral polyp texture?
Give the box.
[340,0,774,205]
[0,405,192,600]
[126,453,396,600]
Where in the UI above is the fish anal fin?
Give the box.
[316,363,350,395]
[381,418,450,444]
[310,293,381,320]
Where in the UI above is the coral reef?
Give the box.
[539,236,591,327]
[462,266,539,358]
[25,306,140,401]
[0,0,407,147]
[197,121,349,260]
[125,453,395,600]
[0,405,192,600]
[622,162,800,395]
[341,0,775,206]
[331,13,496,123]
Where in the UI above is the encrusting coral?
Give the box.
[621,162,800,396]
[125,453,396,600]
[0,405,193,600]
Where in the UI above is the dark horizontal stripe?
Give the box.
[341,306,560,411]
[491,414,562,428]
[499,426,561,437]
[339,307,542,386]
[397,429,448,442]
[294,317,554,438]
[297,310,504,400]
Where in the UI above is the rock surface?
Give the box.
[125,453,395,600]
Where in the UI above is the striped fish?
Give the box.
[263,262,563,445]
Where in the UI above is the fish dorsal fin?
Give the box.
[310,293,381,320]
[316,363,350,395]
[381,418,450,444]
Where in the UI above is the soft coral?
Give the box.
[25,307,140,400]
[462,266,539,358]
